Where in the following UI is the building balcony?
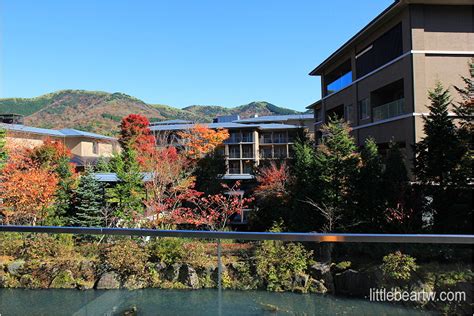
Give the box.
[373,98,405,122]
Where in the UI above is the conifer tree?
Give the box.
[315,117,360,211]
[415,82,464,187]
[383,140,409,208]
[112,149,144,222]
[72,166,104,227]
[356,137,385,229]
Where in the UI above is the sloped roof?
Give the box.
[59,129,116,140]
[150,119,194,125]
[1,123,64,137]
[1,123,116,140]
[233,114,314,124]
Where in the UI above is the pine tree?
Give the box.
[0,128,7,170]
[415,82,463,187]
[71,167,104,227]
[383,140,409,208]
[315,117,360,210]
[355,137,385,230]
[112,148,144,222]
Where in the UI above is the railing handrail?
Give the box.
[0,225,473,244]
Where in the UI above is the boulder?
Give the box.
[334,268,380,297]
[164,263,181,282]
[309,262,334,293]
[178,264,200,289]
[124,275,147,290]
[293,273,309,289]
[50,270,76,289]
[309,278,328,294]
[7,260,25,277]
[96,272,121,289]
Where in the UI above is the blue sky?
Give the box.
[0,0,393,111]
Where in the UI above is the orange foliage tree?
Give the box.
[177,124,229,160]
[119,114,156,167]
[0,148,59,225]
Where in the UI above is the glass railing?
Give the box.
[0,226,472,315]
[326,71,352,95]
[373,99,405,122]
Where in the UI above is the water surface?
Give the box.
[0,288,433,315]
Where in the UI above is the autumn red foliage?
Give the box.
[119,114,156,167]
[0,147,59,224]
[255,162,292,201]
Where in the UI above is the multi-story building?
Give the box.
[308,0,473,164]
[150,114,314,179]
[1,118,119,168]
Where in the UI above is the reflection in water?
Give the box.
[0,288,432,315]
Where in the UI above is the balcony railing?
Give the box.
[0,225,472,315]
[373,98,405,122]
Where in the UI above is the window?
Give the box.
[241,132,253,142]
[262,132,272,144]
[359,98,370,120]
[242,145,253,158]
[243,161,254,174]
[93,142,99,155]
[345,104,353,123]
[273,132,286,143]
[260,147,272,159]
[227,132,240,143]
[229,145,240,158]
[274,145,287,158]
[228,161,240,174]
[315,108,322,122]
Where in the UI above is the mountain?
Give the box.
[0,90,302,135]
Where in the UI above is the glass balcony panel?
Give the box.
[373,99,405,122]
[326,71,352,95]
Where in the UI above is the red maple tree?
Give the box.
[119,114,156,167]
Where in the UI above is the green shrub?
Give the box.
[381,251,418,281]
[20,234,75,260]
[104,239,148,277]
[255,222,314,291]
[334,261,352,271]
[147,238,185,265]
[0,233,24,257]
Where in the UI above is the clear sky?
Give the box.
[0,0,393,111]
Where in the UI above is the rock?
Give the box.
[334,268,380,297]
[309,279,328,294]
[50,270,76,289]
[293,273,309,289]
[96,272,121,289]
[124,275,146,290]
[309,262,334,293]
[164,263,181,282]
[76,279,95,290]
[7,260,25,277]
[178,264,200,289]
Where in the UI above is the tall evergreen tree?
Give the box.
[415,82,466,232]
[355,137,385,230]
[111,149,144,222]
[415,82,464,187]
[315,117,360,211]
[383,140,409,208]
[71,167,104,227]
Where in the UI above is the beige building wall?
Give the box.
[65,137,116,157]
[6,132,63,149]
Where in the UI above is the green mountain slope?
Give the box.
[0,90,302,134]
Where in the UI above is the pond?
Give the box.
[0,288,432,315]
